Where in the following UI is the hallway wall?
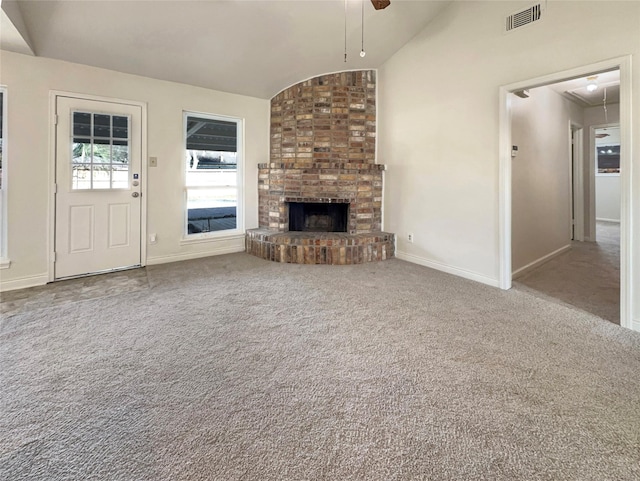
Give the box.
[511,86,583,274]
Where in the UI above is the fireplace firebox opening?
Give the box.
[288,202,349,233]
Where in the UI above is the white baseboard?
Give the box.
[146,245,245,266]
[596,217,620,223]
[0,273,49,292]
[512,244,571,279]
[396,251,500,288]
[631,319,640,333]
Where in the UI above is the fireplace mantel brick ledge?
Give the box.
[246,70,395,265]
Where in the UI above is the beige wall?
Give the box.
[0,51,269,290]
[511,86,583,274]
[378,1,640,322]
[596,176,621,222]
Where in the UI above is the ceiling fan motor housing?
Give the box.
[371,0,391,10]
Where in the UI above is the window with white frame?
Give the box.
[0,87,7,266]
[595,126,620,176]
[184,112,242,236]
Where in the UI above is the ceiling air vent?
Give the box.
[506,4,543,32]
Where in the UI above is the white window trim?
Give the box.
[0,86,9,269]
[181,111,244,243]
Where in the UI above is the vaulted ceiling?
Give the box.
[1,0,452,99]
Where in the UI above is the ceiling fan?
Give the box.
[371,0,391,10]
[343,0,390,62]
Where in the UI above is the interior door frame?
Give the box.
[498,56,633,330]
[48,91,148,282]
[571,124,585,242]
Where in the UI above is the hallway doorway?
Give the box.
[499,57,632,329]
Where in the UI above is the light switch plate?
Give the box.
[149,156,158,167]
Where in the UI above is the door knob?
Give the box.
[132,192,140,198]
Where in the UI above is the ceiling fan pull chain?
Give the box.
[344,0,348,62]
[361,0,366,58]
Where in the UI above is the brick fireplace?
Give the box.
[246,70,395,265]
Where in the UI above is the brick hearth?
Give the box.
[246,70,395,265]
[246,230,394,265]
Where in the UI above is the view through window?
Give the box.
[185,113,241,235]
[595,126,620,175]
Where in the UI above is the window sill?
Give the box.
[0,258,11,269]
[180,231,245,246]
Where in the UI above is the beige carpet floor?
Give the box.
[514,221,620,324]
[1,253,639,480]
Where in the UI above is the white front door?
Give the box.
[55,96,143,279]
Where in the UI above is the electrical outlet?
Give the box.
[150,233,157,244]
[407,233,414,243]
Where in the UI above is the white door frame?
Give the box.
[48,91,148,282]
[571,124,585,242]
[499,56,633,330]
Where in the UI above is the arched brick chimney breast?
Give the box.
[246,70,395,264]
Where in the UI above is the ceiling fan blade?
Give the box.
[371,0,391,10]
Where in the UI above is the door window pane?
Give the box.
[72,164,91,189]
[93,114,111,138]
[73,112,91,136]
[112,116,128,138]
[113,142,129,166]
[71,112,130,190]
[92,168,111,189]
[112,164,129,189]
